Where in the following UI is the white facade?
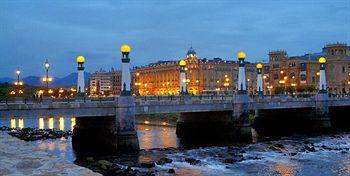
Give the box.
[238,66,246,91]
[180,71,186,92]
[122,62,131,92]
[77,70,85,93]
[257,73,263,93]
[319,69,327,91]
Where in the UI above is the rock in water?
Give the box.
[140,162,156,168]
[274,143,285,149]
[304,145,316,152]
[156,157,173,165]
[184,158,201,165]
[168,168,175,173]
[98,160,113,167]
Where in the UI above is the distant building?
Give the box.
[91,43,350,96]
[132,47,257,95]
[264,43,350,94]
[89,68,122,96]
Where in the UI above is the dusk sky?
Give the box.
[0,0,349,78]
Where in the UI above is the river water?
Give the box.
[1,117,349,176]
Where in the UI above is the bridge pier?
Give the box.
[313,93,332,131]
[115,96,140,153]
[72,96,139,156]
[72,116,118,156]
[313,57,331,131]
[176,111,236,144]
[232,94,253,141]
[175,95,253,142]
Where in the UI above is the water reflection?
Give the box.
[36,138,73,161]
[71,118,76,131]
[274,163,295,176]
[340,155,350,174]
[2,117,76,131]
[10,118,16,128]
[48,118,54,129]
[18,119,24,129]
[9,118,24,129]
[39,118,44,129]
[59,117,65,131]
[137,124,178,149]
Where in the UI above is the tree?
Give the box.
[306,86,316,92]
[297,86,306,93]
[274,87,285,95]
[286,86,295,94]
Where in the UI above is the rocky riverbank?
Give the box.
[0,131,100,176]
[75,148,178,176]
[74,133,350,176]
[0,126,72,141]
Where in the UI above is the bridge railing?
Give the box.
[0,96,117,105]
[251,94,317,103]
[329,94,350,101]
[134,95,234,102]
[2,94,349,106]
[0,97,38,105]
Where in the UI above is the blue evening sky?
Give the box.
[0,0,349,77]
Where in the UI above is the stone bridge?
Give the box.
[1,94,350,117]
[1,94,350,154]
[1,47,346,155]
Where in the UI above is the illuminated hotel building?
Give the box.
[89,68,122,96]
[132,47,258,95]
[264,43,350,94]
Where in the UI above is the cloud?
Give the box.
[0,0,349,77]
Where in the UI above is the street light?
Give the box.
[283,76,288,94]
[16,67,21,82]
[43,59,52,95]
[14,67,23,96]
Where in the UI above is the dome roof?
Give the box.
[76,56,85,63]
[186,46,197,57]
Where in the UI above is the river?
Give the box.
[0,117,349,176]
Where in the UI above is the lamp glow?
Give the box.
[76,56,85,63]
[121,44,131,53]
[237,52,246,59]
[318,57,326,64]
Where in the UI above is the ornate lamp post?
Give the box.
[318,57,327,93]
[16,67,21,84]
[179,60,187,94]
[283,76,288,95]
[43,59,51,95]
[14,67,23,96]
[120,44,132,96]
[237,51,247,94]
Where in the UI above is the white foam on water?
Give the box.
[169,161,242,176]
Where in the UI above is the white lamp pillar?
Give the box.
[237,52,247,94]
[76,56,85,96]
[256,63,263,95]
[121,45,132,96]
[318,57,327,93]
[179,60,187,94]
